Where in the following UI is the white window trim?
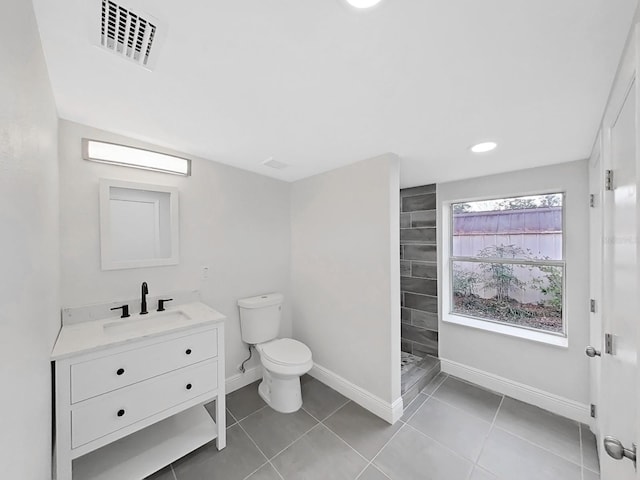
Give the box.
[442,312,569,348]
[441,197,568,348]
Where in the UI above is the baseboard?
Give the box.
[309,363,403,424]
[225,365,262,394]
[440,358,591,424]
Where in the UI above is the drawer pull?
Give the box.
[186,383,193,390]
[117,409,125,417]
[116,368,125,376]
[185,348,192,355]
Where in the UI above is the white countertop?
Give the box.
[51,302,225,360]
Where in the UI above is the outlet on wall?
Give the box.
[201,266,209,280]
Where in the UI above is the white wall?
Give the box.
[0,1,60,478]
[58,120,292,382]
[291,154,401,411]
[438,160,590,407]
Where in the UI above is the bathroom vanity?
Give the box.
[51,300,226,480]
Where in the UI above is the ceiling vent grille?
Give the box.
[262,158,289,170]
[100,0,158,67]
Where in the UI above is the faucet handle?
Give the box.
[157,298,174,312]
[110,305,130,318]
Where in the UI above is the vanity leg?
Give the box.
[54,362,73,479]
[215,323,226,450]
[216,393,226,450]
[54,446,72,480]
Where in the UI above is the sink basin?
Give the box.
[104,310,192,335]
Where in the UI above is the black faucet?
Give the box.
[157,298,173,312]
[140,282,149,315]
[110,304,130,318]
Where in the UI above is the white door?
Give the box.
[598,24,639,480]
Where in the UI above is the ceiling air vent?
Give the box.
[262,158,289,170]
[99,0,159,68]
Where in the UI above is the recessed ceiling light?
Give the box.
[346,0,383,9]
[470,141,498,153]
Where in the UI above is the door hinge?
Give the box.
[605,170,614,191]
[589,194,595,208]
[605,333,614,355]
[590,404,597,418]
[590,299,596,313]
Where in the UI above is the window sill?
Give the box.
[442,313,568,348]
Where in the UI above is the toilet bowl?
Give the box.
[237,293,313,414]
[255,338,313,413]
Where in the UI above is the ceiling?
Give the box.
[32,0,636,187]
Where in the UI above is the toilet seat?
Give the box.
[257,338,313,376]
[261,338,312,365]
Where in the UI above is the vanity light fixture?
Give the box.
[470,141,498,154]
[346,0,383,8]
[82,139,191,176]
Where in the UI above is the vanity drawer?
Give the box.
[71,328,217,403]
[71,358,218,448]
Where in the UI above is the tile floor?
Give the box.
[146,373,600,480]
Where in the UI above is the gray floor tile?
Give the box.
[495,397,580,464]
[226,381,267,421]
[432,377,502,422]
[300,375,349,421]
[374,425,473,480]
[469,468,497,480]
[227,409,237,427]
[408,397,492,461]
[401,383,420,406]
[240,406,318,459]
[583,468,600,480]
[246,463,282,480]
[401,393,428,422]
[420,372,447,395]
[581,424,600,473]
[357,465,391,480]
[172,424,266,480]
[324,401,403,460]
[145,465,175,480]
[478,428,582,480]
[171,373,594,480]
[271,425,367,480]
[204,401,237,428]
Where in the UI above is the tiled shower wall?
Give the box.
[400,184,438,357]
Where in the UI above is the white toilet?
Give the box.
[238,293,313,413]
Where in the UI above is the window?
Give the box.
[449,193,565,336]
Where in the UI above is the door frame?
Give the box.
[588,131,603,437]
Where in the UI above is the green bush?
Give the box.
[535,265,563,310]
[453,264,480,296]
[477,244,530,302]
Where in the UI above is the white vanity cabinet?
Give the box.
[52,302,225,480]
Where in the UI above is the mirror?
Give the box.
[99,179,179,270]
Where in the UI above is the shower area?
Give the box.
[400,184,440,404]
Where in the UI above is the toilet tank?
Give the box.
[237,293,283,344]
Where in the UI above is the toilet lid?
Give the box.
[261,338,312,366]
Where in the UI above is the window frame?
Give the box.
[443,192,568,345]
